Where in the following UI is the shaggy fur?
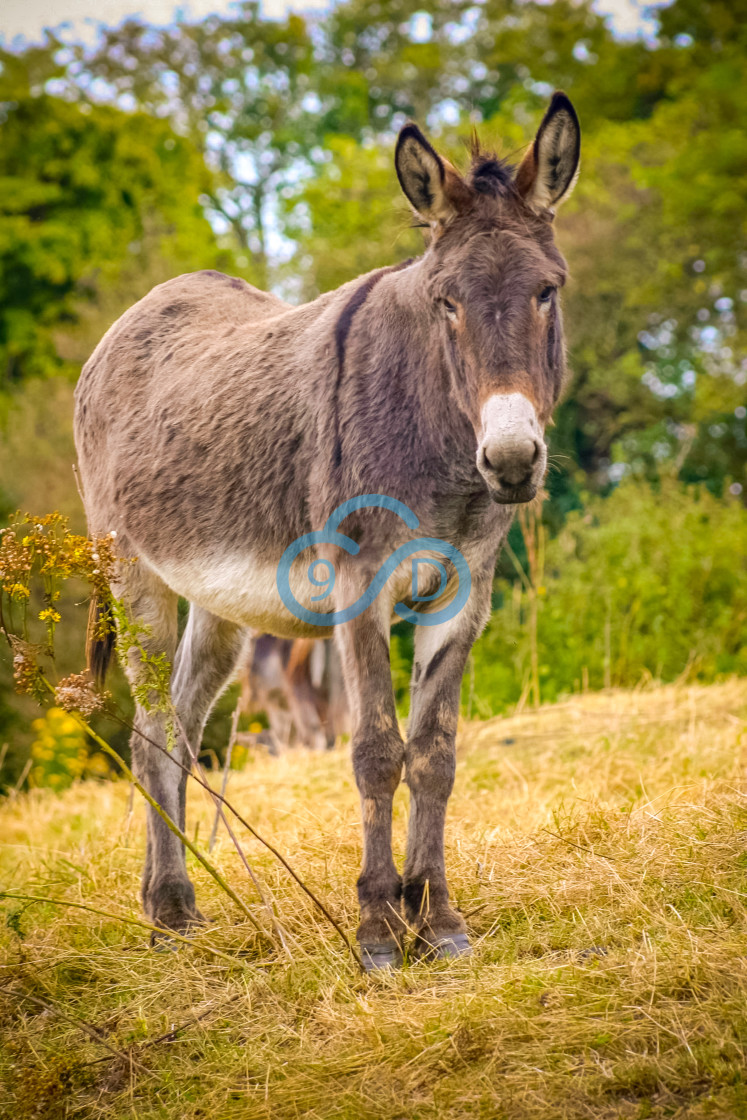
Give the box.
[74,92,581,966]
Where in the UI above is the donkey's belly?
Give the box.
[148,552,335,640]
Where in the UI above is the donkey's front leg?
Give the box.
[336,609,405,970]
[404,574,492,959]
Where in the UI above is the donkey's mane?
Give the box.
[467,132,514,198]
[469,153,514,197]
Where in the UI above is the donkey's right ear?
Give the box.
[395,123,470,226]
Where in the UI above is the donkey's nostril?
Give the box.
[480,435,541,488]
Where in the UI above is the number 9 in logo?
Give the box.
[308,559,336,601]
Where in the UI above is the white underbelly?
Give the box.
[148,544,466,639]
[149,552,336,639]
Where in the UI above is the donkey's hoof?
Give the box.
[415,932,472,961]
[147,905,205,941]
[151,932,183,952]
[149,910,205,948]
[361,942,403,972]
[145,878,203,938]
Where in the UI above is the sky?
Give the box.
[1,0,666,48]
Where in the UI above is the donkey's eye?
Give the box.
[537,286,556,305]
[442,299,459,321]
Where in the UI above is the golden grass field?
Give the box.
[2,679,747,1119]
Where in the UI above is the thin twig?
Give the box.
[12,989,148,1073]
[503,538,532,594]
[71,463,86,506]
[80,993,245,1069]
[0,892,258,971]
[145,992,243,1049]
[170,708,295,960]
[461,902,488,920]
[174,747,363,969]
[108,707,362,970]
[540,827,623,863]
[11,757,32,794]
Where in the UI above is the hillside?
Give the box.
[2,680,747,1119]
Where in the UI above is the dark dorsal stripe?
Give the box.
[332,258,414,468]
[334,258,414,375]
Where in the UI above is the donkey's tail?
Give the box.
[86,594,116,691]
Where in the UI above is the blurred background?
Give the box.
[0,0,745,787]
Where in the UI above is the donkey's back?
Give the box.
[74,269,322,592]
[96,268,286,348]
[75,269,287,456]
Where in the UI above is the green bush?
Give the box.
[470,477,747,716]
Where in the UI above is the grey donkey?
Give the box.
[75,92,581,970]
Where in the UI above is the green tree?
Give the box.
[317,0,466,135]
[3,0,745,486]
[69,3,317,289]
[0,55,224,388]
[281,136,421,297]
[554,7,747,493]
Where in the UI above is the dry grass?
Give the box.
[2,679,747,1119]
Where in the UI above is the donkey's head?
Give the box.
[395,93,580,504]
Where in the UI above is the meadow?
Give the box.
[2,678,747,1119]
[1,0,746,1114]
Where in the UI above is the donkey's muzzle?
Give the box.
[488,479,538,505]
[477,392,546,505]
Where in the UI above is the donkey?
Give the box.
[75,91,580,970]
[241,636,349,752]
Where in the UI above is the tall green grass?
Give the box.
[469,477,747,716]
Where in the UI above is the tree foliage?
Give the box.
[0,0,745,780]
[67,3,317,289]
[0,50,223,388]
[2,0,742,491]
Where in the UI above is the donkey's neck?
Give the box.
[330,258,478,490]
[301,254,501,546]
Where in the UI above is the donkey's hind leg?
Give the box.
[152,604,246,931]
[171,604,247,786]
[115,560,193,932]
[129,592,246,933]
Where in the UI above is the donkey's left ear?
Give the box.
[515,92,580,214]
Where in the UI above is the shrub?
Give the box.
[470,477,747,715]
